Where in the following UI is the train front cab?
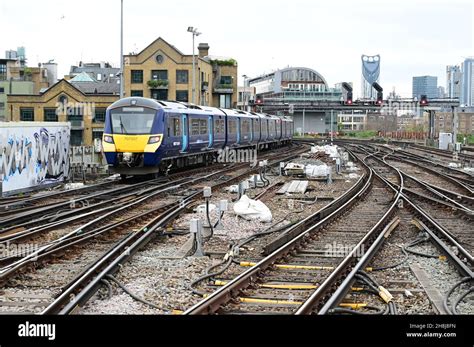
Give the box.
[102,98,164,175]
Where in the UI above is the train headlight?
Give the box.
[148,135,162,144]
[104,135,114,144]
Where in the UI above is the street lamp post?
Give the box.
[187,27,201,104]
[119,0,124,98]
[302,88,306,137]
[242,74,248,111]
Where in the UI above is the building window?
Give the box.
[176,90,189,102]
[131,90,143,97]
[0,87,4,94]
[151,89,168,100]
[151,70,168,81]
[58,95,68,105]
[219,94,231,108]
[68,112,83,122]
[70,130,83,146]
[44,108,58,122]
[131,70,143,84]
[93,130,104,140]
[20,108,34,121]
[0,63,6,79]
[220,76,232,85]
[176,70,188,84]
[0,102,4,111]
[94,108,106,123]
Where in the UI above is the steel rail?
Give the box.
[184,155,379,315]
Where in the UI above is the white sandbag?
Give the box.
[311,145,339,158]
[233,195,272,222]
[305,164,329,177]
[105,174,121,181]
[194,204,217,214]
[64,183,85,190]
[225,185,239,193]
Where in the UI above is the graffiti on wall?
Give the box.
[0,126,70,194]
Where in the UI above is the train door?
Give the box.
[208,115,214,148]
[181,114,189,152]
[249,118,254,142]
[237,118,241,144]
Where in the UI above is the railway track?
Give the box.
[0,164,229,229]
[0,144,308,314]
[0,179,119,212]
[184,151,402,314]
[332,147,473,315]
[184,143,471,315]
[350,144,473,210]
[356,147,473,272]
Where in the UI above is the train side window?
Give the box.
[214,119,224,134]
[241,119,250,133]
[269,120,275,135]
[253,119,260,134]
[199,119,208,135]
[191,118,200,135]
[262,119,268,135]
[167,117,182,136]
[228,119,237,134]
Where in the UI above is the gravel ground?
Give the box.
[79,236,216,314]
[338,208,473,315]
[79,151,364,314]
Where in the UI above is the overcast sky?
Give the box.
[1,0,472,97]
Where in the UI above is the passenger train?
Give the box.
[102,97,293,176]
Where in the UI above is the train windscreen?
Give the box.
[110,107,156,134]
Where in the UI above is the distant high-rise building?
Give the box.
[437,86,445,98]
[5,50,17,60]
[412,76,437,99]
[446,65,462,98]
[361,55,380,99]
[5,47,26,67]
[461,58,474,106]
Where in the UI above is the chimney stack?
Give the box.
[198,43,210,58]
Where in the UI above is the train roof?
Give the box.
[108,98,293,122]
[108,97,190,110]
[221,109,258,118]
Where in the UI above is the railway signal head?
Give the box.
[376,92,383,106]
[420,95,428,106]
[346,91,353,105]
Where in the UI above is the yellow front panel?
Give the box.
[113,134,152,153]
